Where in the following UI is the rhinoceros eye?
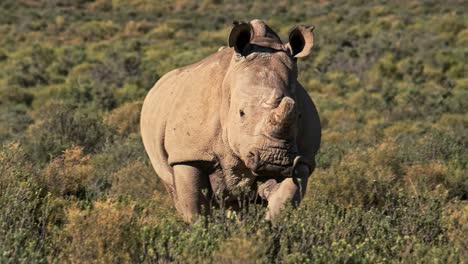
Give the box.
[239,110,245,118]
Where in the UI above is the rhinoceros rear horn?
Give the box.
[228,21,252,54]
[285,25,315,58]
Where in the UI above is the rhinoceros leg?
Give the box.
[258,164,310,220]
[172,164,210,223]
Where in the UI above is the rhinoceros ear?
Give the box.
[228,21,253,55]
[285,25,315,58]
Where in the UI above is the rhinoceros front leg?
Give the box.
[172,164,210,223]
[258,164,310,220]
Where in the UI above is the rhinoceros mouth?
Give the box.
[246,144,298,176]
[258,147,296,167]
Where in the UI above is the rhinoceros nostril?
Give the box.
[246,150,259,172]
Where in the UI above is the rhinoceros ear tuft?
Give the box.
[228,21,253,55]
[285,25,315,58]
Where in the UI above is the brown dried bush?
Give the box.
[42,146,93,197]
[54,200,139,263]
[104,101,142,136]
[109,160,162,200]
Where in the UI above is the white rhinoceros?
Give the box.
[141,19,321,222]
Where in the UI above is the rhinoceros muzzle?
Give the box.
[245,142,305,177]
[246,149,309,178]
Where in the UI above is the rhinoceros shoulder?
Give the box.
[148,48,234,167]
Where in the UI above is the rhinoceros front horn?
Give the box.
[266,97,296,139]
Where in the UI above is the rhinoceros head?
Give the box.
[222,19,314,177]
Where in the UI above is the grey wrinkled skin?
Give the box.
[140,19,321,223]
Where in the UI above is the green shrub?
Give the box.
[109,160,162,199]
[88,134,146,197]
[0,144,48,262]
[48,45,87,79]
[26,102,111,164]
[66,20,120,42]
[6,44,55,88]
[0,103,33,143]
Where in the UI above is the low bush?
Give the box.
[26,102,111,163]
[104,100,142,136]
[41,146,93,199]
[0,144,48,262]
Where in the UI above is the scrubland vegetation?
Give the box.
[0,0,466,262]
